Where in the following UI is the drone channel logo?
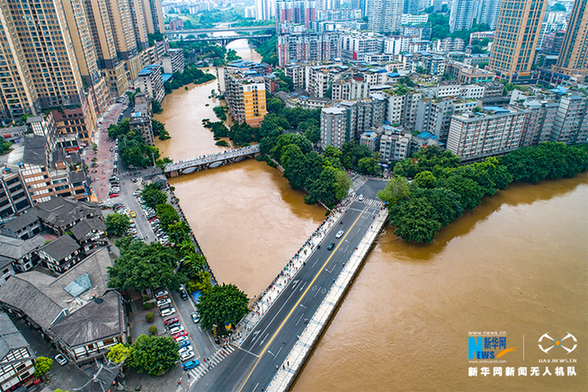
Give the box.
[538,333,578,354]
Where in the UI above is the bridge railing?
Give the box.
[164,145,260,173]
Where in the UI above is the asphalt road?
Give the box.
[355,178,388,200]
[192,199,382,392]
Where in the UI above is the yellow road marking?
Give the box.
[237,206,368,391]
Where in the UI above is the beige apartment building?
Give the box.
[489,0,548,82]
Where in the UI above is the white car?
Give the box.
[358,194,364,201]
[54,354,68,366]
[161,307,176,317]
[175,335,189,343]
[179,346,193,355]
[157,298,172,307]
[155,289,168,297]
[180,351,195,361]
[335,230,344,239]
[169,325,185,334]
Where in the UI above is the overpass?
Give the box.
[177,34,273,46]
[164,25,276,36]
[190,193,389,392]
[164,145,260,177]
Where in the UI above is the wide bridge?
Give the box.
[164,145,260,177]
[174,34,273,45]
[164,25,276,36]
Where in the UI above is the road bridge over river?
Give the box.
[191,192,388,392]
[164,145,260,177]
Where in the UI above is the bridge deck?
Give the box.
[164,145,260,174]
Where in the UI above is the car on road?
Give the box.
[180,351,195,361]
[179,346,193,355]
[178,339,191,349]
[336,230,344,238]
[180,290,189,301]
[173,331,188,339]
[161,308,176,317]
[54,354,68,366]
[183,360,199,370]
[191,312,198,323]
[327,242,335,250]
[164,317,178,325]
[157,298,172,307]
[130,210,137,218]
[358,194,364,201]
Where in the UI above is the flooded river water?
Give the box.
[156,39,587,391]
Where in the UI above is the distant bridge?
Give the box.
[164,145,260,177]
[164,25,276,36]
[175,34,273,45]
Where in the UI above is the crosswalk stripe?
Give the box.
[187,344,237,384]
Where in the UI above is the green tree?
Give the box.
[358,156,380,176]
[105,213,131,237]
[389,197,442,244]
[267,97,284,113]
[141,183,167,209]
[151,99,163,114]
[108,240,185,292]
[333,170,352,201]
[107,343,133,364]
[156,203,180,231]
[303,125,321,144]
[415,187,464,228]
[0,139,12,155]
[377,176,411,206]
[129,335,179,376]
[282,144,309,190]
[145,312,154,322]
[148,325,158,335]
[195,284,249,333]
[437,175,484,210]
[271,133,312,161]
[34,357,53,378]
[413,171,437,188]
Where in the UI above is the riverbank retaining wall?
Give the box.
[267,207,389,392]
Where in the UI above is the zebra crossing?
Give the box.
[187,344,236,384]
[358,197,383,209]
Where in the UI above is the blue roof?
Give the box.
[387,73,400,77]
[417,131,438,140]
[483,106,510,113]
[162,73,173,83]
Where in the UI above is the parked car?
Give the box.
[109,193,119,198]
[175,335,189,344]
[155,289,168,297]
[169,325,185,334]
[180,351,195,361]
[179,346,193,355]
[166,322,181,330]
[173,331,188,339]
[191,312,198,324]
[183,360,199,370]
[164,317,178,325]
[180,290,189,301]
[178,339,191,349]
[157,298,172,307]
[161,308,176,317]
[54,354,68,366]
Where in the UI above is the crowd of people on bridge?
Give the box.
[168,145,258,169]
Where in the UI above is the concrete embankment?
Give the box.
[267,208,389,392]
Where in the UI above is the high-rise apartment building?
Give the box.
[276,0,316,32]
[550,93,588,144]
[141,0,165,34]
[449,0,478,33]
[489,0,548,82]
[367,0,403,33]
[553,0,588,79]
[225,71,267,127]
[476,0,501,29]
[256,0,275,21]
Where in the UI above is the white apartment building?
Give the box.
[447,107,527,160]
[320,107,348,150]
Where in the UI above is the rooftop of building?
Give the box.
[41,234,80,261]
[70,218,106,241]
[0,247,117,331]
[0,234,46,261]
[0,312,30,360]
[1,212,40,234]
[31,197,100,230]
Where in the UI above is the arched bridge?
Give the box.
[164,145,260,177]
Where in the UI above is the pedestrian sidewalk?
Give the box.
[232,195,356,346]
